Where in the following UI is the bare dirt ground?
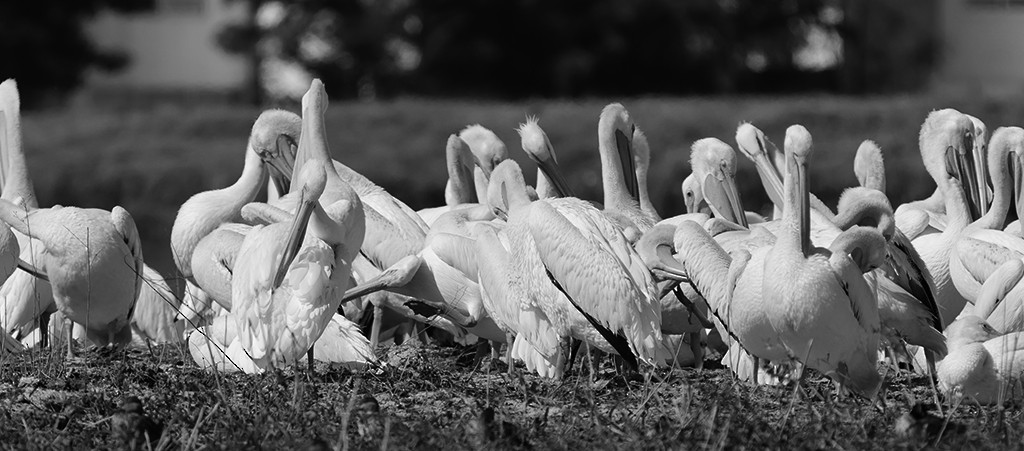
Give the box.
[2,340,1022,450]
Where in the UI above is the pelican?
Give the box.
[632,127,661,220]
[949,127,1024,304]
[896,110,984,240]
[171,110,299,284]
[229,82,364,372]
[910,109,980,327]
[937,315,1024,405]
[972,259,1024,333]
[459,125,509,204]
[762,125,885,398]
[1002,136,1024,236]
[417,135,477,226]
[598,104,657,231]
[488,159,664,372]
[0,202,143,355]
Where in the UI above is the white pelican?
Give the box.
[171,110,299,284]
[762,125,885,398]
[488,159,664,371]
[1002,136,1024,236]
[416,135,477,226]
[972,259,1024,333]
[459,125,509,203]
[230,83,365,371]
[910,109,980,327]
[937,315,1024,405]
[949,127,1024,304]
[0,202,143,355]
[632,127,661,220]
[598,104,657,231]
[896,110,984,239]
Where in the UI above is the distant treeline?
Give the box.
[1,0,937,106]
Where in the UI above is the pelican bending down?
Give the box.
[0,203,143,355]
[763,125,884,398]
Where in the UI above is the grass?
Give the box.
[20,92,1024,278]
[1,340,1022,450]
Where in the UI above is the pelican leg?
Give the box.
[752,356,759,385]
[490,340,501,362]
[564,338,582,375]
[65,320,74,359]
[370,302,383,348]
[39,311,50,349]
[688,332,703,370]
[505,332,515,376]
[925,351,944,415]
[307,347,315,373]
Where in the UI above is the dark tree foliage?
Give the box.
[0,0,153,108]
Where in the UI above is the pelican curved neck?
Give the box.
[446,145,475,206]
[941,177,973,231]
[599,124,639,211]
[0,100,36,208]
[833,197,894,238]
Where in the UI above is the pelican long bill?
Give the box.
[701,171,748,228]
[272,185,317,289]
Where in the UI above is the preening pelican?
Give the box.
[230,82,365,372]
[910,109,980,327]
[949,127,1024,304]
[762,125,884,398]
[519,117,574,199]
[967,115,991,217]
[459,125,509,204]
[937,315,1024,405]
[171,110,299,282]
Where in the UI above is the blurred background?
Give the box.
[1,0,1023,281]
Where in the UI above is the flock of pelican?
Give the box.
[1,77,1023,406]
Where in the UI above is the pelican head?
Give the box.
[274,161,328,288]
[691,138,747,227]
[599,103,639,201]
[681,173,706,214]
[835,187,896,242]
[250,109,302,195]
[486,160,532,221]
[460,124,508,178]
[518,116,574,197]
[830,226,888,274]
[853,140,885,192]
[920,109,980,220]
[735,123,784,208]
[635,224,688,282]
[944,315,1000,348]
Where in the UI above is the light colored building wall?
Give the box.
[938,0,1024,95]
[87,0,249,90]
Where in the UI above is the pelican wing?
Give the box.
[241,202,292,225]
[828,252,881,336]
[426,232,479,283]
[955,236,1024,290]
[895,208,932,241]
[334,161,429,236]
[885,229,943,329]
[360,204,423,272]
[983,332,1024,382]
[131,265,184,344]
[529,199,662,363]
